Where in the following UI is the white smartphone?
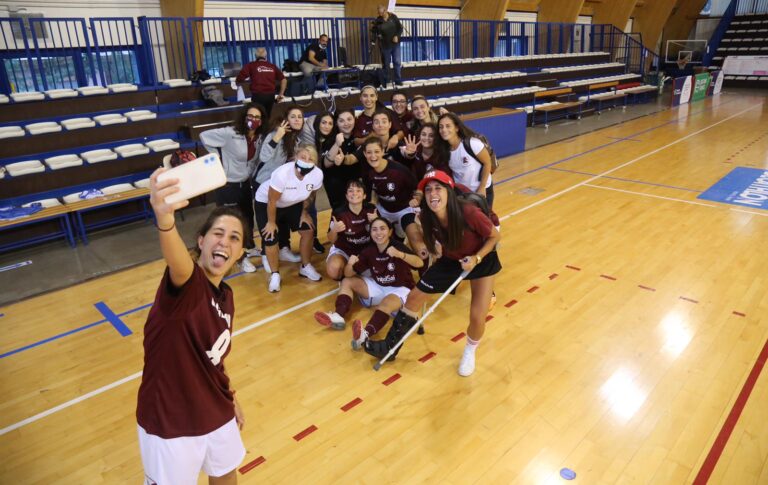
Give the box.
[157,153,227,205]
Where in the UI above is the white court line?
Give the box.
[730,207,768,217]
[4,103,761,436]
[499,104,761,221]
[583,183,718,208]
[0,288,338,436]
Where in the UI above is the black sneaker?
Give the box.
[313,238,325,254]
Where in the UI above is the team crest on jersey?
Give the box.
[387,262,395,271]
[462,156,470,165]
[306,183,314,191]
[426,163,434,171]
[386,182,395,191]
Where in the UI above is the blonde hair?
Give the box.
[295,143,319,164]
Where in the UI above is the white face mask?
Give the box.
[296,159,314,175]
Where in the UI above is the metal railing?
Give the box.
[0,16,655,94]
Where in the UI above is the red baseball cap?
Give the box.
[417,170,454,192]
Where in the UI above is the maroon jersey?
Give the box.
[354,240,417,288]
[331,202,377,256]
[411,149,452,181]
[353,109,402,139]
[137,265,235,438]
[235,59,285,95]
[397,111,415,134]
[362,160,417,213]
[426,203,494,261]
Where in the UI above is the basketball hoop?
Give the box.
[676,58,689,70]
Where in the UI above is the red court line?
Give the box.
[293,425,318,442]
[382,373,401,386]
[527,286,539,293]
[341,397,363,412]
[419,352,436,363]
[549,273,559,280]
[486,315,494,322]
[600,274,617,281]
[239,456,266,474]
[638,284,656,292]
[504,299,518,308]
[680,296,699,304]
[451,332,466,342]
[565,265,581,271]
[693,337,768,485]
[732,311,746,317]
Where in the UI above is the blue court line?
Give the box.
[607,136,642,142]
[0,319,107,359]
[0,98,739,360]
[94,302,132,337]
[0,263,264,360]
[546,167,703,193]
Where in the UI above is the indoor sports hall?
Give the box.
[1,0,767,483]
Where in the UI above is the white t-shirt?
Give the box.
[448,137,493,192]
[255,162,324,208]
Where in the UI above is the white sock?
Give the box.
[465,336,480,352]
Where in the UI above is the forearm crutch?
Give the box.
[373,270,469,371]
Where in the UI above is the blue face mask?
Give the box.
[296,159,314,175]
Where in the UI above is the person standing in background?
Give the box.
[372,5,404,87]
[235,47,286,117]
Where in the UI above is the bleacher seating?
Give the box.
[710,13,768,89]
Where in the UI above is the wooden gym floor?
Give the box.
[1,91,767,484]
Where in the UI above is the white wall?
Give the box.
[0,0,161,19]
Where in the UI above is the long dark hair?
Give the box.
[436,112,480,149]
[369,217,393,244]
[269,106,304,161]
[419,180,464,254]
[233,102,268,137]
[419,122,448,166]
[313,111,338,156]
[191,206,248,262]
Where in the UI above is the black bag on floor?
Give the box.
[360,68,385,88]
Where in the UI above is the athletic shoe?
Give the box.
[262,255,272,273]
[417,324,425,335]
[299,263,322,282]
[279,247,301,263]
[458,346,476,377]
[313,238,325,254]
[314,311,346,330]
[488,291,497,312]
[268,272,281,293]
[351,319,369,350]
[246,247,262,258]
[240,257,257,273]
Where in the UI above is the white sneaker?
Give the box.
[240,257,257,273]
[314,311,346,330]
[458,346,476,377]
[279,247,301,263]
[246,247,262,257]
[351,319,368,350]
[262,255,272,273]
[268,272,281,293]
[299,263,322,282]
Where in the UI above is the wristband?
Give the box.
[156,221,175,232]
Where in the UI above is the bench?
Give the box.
[0,204,75,252]
[581,81,626,114]
[531,87,583,127]
[65,188,152,244]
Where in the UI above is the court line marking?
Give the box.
[693,336,768,484]
[583,184,719,208]
[547,166,703,193]
[1,100,757,433]
[499,104,760,221]
[730,207,768,217]
[0,288,338,436]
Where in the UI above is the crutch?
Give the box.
[373,270,469,371]
[417,253,433,335]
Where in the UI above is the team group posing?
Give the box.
[137,85,502,483]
